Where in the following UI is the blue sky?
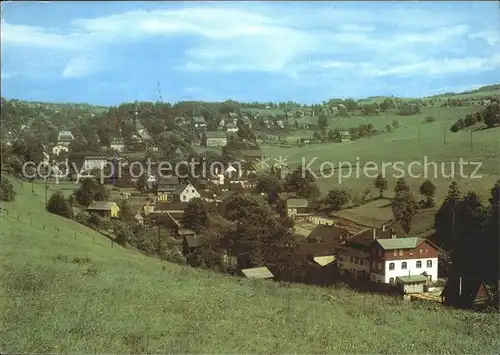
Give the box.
[1,1,499,105]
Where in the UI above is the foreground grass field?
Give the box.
[261,105,500,203]
[1,178,499,353]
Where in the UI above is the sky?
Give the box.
[1,1,500,105]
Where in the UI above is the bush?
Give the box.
[88,213,102,229]
[47,191,73,218]
[0,177,16,201]
[74,212,89,226]
[424,116,436,123]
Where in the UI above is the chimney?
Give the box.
[372,228,376,240]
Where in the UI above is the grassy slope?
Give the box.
[2,178,500,353]
[261,105,500,203]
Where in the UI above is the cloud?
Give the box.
[468,30,500,45]
[62,56,99,78]
[362,54,500,77]
[1,2,499,82]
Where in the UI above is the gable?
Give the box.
[476,283,490,300]
[416,239,439,252]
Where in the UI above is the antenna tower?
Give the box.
[156,80,163,103]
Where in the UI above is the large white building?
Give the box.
[337,228,439,284]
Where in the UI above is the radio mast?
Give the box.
[156,80,163,103]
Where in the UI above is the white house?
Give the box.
[52,144,69,157]
[226,122,239,133]
[146,175,157,190]
[57,130,74,146]
[173,182,201,202]
[370,237,439,284]
[109,137,125,152]
[193,116,207,129]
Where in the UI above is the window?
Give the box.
[399,250,403,256]
[378,262,382,269]
[389,262,395,270]
[350,256,354,263]
[425,248,428,254]
[420,248,423,254]
[416,261,422,268]
[402,262,407,270]
[426,260,432,268]
[183,195,187,201]
[389,277,394,284]
[393,250,397,256]
[191,189,195,193]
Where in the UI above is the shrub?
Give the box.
[74,212,89,226]
[424,115,436,123]
[47,191,73,218]
[88,213,101,229]
[0,177,16,201]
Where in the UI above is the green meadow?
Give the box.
[261,105,500,204]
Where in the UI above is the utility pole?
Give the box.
[157,213,162,257]
[443,128,447,146]
[44,177,48,209]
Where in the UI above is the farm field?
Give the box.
[2,177,500,353]
[260,105,500,204]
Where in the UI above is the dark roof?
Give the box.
[206,131,227,139]
[157,176,180,189]
[345,227,396,247]
[287,199,308,208]
[174,183,189,195]
[184,235,207,248]
[154,202,189,211]
[297,241,338,257]
[193,116,206,124]
[307,225,352,243]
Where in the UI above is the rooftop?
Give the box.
[376,237,426,250]
[86,201,118,211]
[241,267,274,279]
[287,198,308,208]
[307,225,351,243]
[313,256,336,267]
[396,275,429,284]
[154,202,189,212]
[206,131,227,139]
[332,198,394,228]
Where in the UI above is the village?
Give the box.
[13,110,489,312]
